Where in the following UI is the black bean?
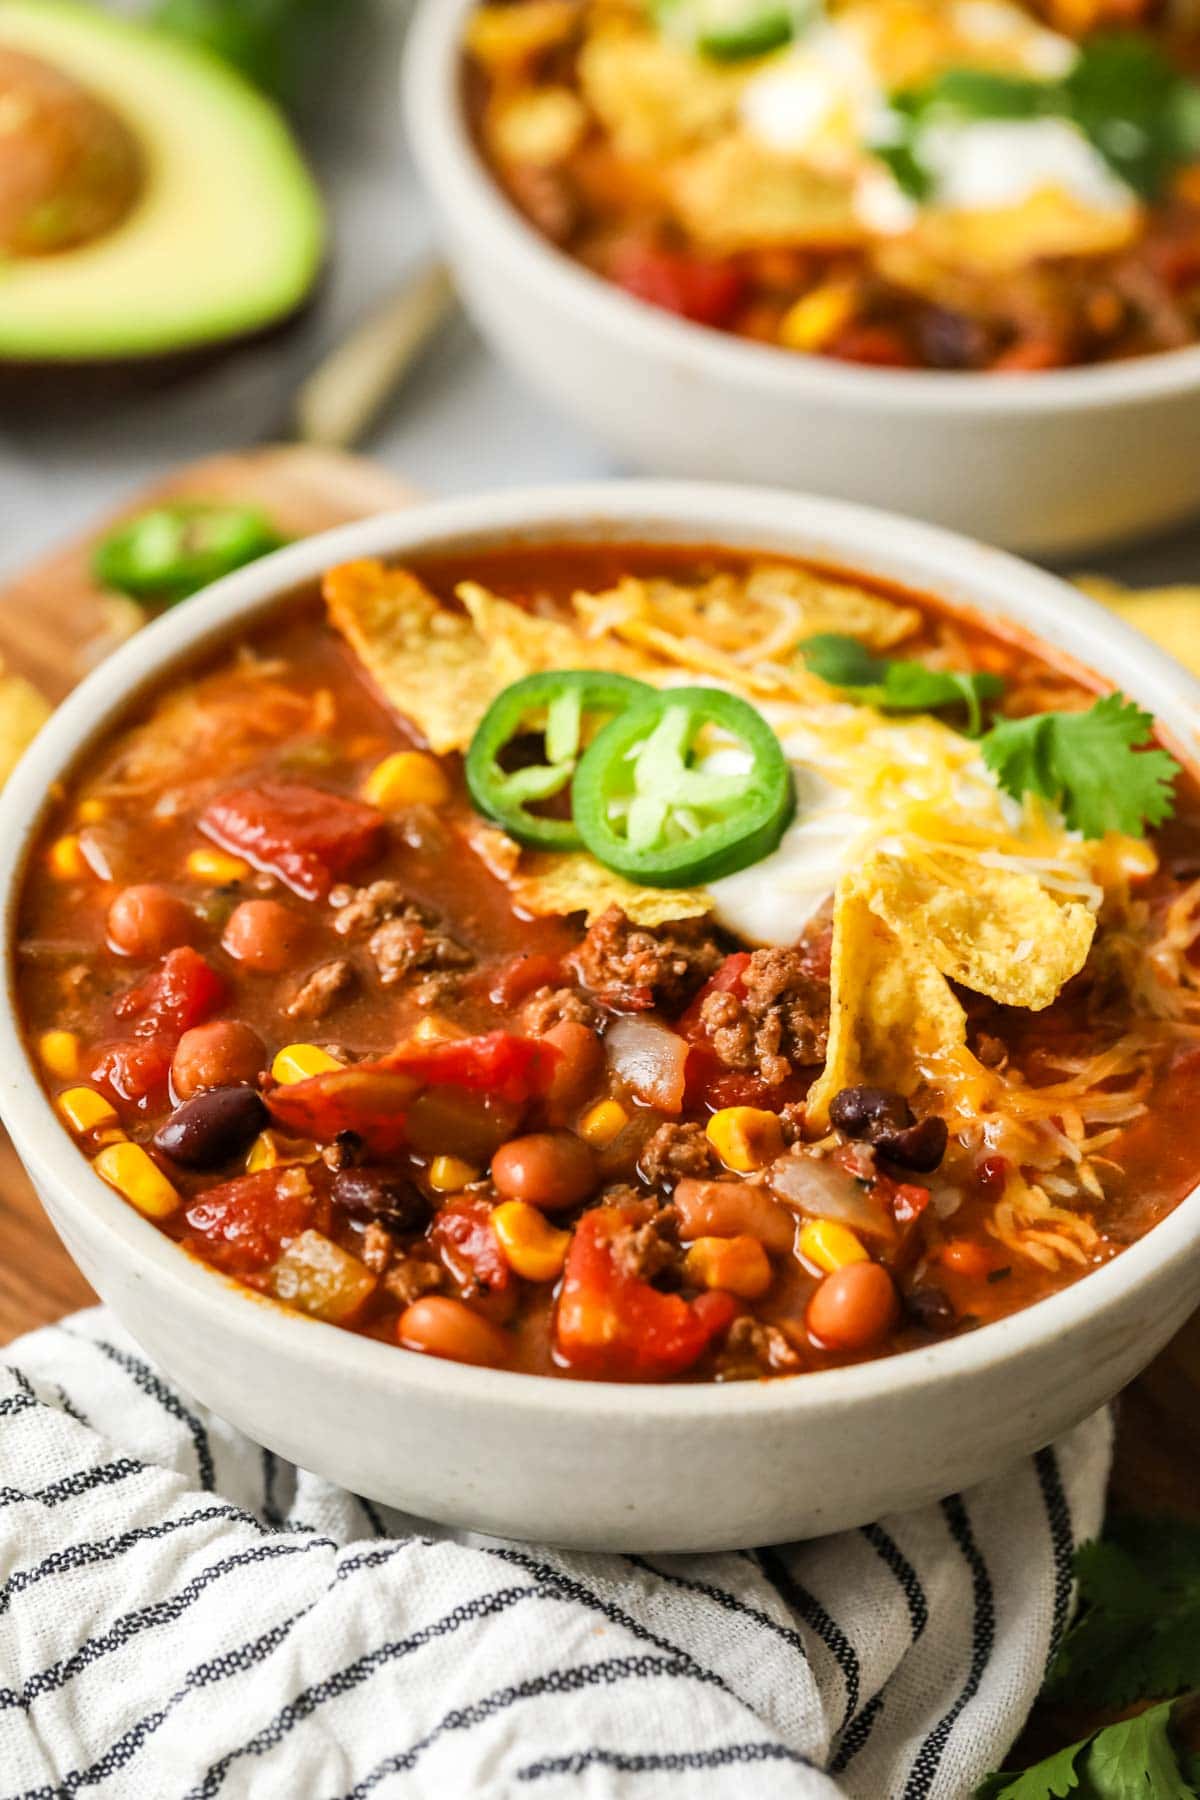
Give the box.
[876,1115,949,1173]
[153,1086,267,1170]
[829,1085,913,1140]
[332,1166,429,1235]
[906,1286,957,1334]
[916,306,988,371]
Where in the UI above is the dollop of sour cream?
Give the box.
[738,0,1135,232]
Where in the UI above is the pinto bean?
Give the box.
[171,1020,266,1099]
[672,1178,795,1253]
[222,900,306,973]
[153,1086,267,1169]
[397,1296,512,1368]
[543,1019,605,1119]
[490,1132,597,1212]
[807,1262,899,1351]
[107,885,194,958]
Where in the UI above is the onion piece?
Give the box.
[605,1016,688,1113]
[769,1151,894,1240]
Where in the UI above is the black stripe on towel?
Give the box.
[1034,1446,1074,1673]
[861,1523,929,1641]
[71,1334,215,1492]
[902,1494,996,1800]
[626,1556,811,1660]
[757,1547,860,1729]
[0,1457,144,1511]
[519,1742,810,1781]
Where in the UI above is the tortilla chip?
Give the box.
[572,565,918,701]
[669,135,863,252]
[325,560,501,756]
[513,850,710,927]
[456,582,648,686]
[1077,576,1200,681]
[807,870,985,1128]
[576,24,742,162]
[911,189,1140,276]
[0,668,49,786]
[868,850,1096,1011]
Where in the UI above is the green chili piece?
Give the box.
[572,687,795,886]
[465,670,654,851]
[92,501,288,608]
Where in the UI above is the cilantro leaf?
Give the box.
[1046,1519,1200,1709]
[975,1700,1199,1800]
[1087,1701,1196,1800]
[802,633,1003,734]
[976,1737,1084,1799]
[980,694,1180,839]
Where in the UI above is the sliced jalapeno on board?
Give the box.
[572,687,795,886]
[92,501,288,608]
[465,670,654,851]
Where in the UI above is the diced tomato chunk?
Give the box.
[431,1199,513,1297]
[183,1167,315,1277]
[90,1036,174,1110]
[266,1031,559,1153]
[200,782,385,901]
[488,952,566,1008]
[114,946,227,1041]
[610,241,746,329]
[555,1204,737,1381]
[829,324,917,367]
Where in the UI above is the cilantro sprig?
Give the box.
[801,633,1003,736]
[980,693,1179,839]
[977,1698,1199,1800]
[876,34,1200,202]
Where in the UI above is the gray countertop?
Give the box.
[2,0,1198,592]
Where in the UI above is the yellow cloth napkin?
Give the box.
[1077,577,1200,679]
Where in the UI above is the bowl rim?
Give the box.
[402,0,1200,417]
[3,478,1200,1423]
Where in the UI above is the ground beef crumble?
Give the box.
[284,958,356,1021]
[639,1121,717,1188]
[609,1202,680,1284]
[330,881,474,987]
[520,985,600,1033]
[700,945,831,1086]
[384,1256,445,1307]
[717,1316,804,1379]
[575,907,723,1010]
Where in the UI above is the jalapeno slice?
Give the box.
[92,501,288,608]
[572,687,795,886]
[465,671,654,851]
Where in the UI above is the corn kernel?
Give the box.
[39,1030,80,1080]
[186,847,251,883]
[271,1044,344,1085]
[93,1141,179,1219]
[76,797,108,824]
[798,1218,868,1275]
[411,1013,465,1043]
[362,750,450,811]
[779,282,856,353]
[245,1130,319,1172]
[48,834,87,880]
[684,1234,773,1299]
[579,1099,628,1147]
[56,1086,118,1136]
[429,1154,479,1193]
[706,1107,784,1173]
[492,1200,571,1282]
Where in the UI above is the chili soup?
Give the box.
[15,542,1200,1383]
[464,0,1200,372]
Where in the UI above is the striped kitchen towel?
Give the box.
[0,1308,1109,1800]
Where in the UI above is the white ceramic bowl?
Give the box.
[403,0,1200,557]
[2,482,1199,1552]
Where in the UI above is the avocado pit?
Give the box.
[0,46,143,256]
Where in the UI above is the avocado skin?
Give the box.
[0,286,319,415]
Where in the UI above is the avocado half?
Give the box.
[0,0,324,380]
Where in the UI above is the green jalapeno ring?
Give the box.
[572,686,795,887]
[92,501,288,608]
[465,670,655,851]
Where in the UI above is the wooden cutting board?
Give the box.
[0,443,413,1335]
